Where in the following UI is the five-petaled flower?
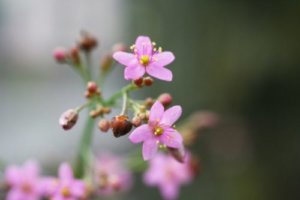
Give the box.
[4,160,42,200]
[144,153,193,200]
[113,36,175,81]
[129,101,183,160]
[48,163,87,200]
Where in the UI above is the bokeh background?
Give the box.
[0,0,300,200]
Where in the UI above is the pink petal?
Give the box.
[149,101,164,125]
[23,160,40,178]
[135,36,153,56]
[58,163,73,180]
[5,166,20,185]
[146,64,173,81]
[160,129,183,149]
[160,183,179,200]
[129,125,152,143]
[71,180,86,197]
[142,139,158,160]
[112,52,136,66]
[152,52,175,67]
[160,105,182,126]
[124,65,145,80]
[6,189,24,200]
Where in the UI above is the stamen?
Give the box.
[154,126,164,136]
[140,55,150,66]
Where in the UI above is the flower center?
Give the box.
[61,186,71,197]
[21,183,32,193]
[140,55,150,66]
[154,126,164,136]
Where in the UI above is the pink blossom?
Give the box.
[4,160,42,200]
[144,153,193,200]
[48,163,86,200]
[113,36,175,81]
[129,101,183,160]
[94,153,132,196]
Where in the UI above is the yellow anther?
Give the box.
[61,187,71,197]
[154,126,164,136]
[140,55,150,66]
[158,47,162,53]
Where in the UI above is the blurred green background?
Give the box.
[0,0,300,200]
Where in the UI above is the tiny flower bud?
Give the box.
[59,109,78,130]
[78,31,98,52]
[101,107,111,114]
[69,47,80,65]
[89,109,103,119]
[98,119,110,132]
[100,53,113,72]
[143,77,154,86]
[53,47,67,63]
[87,81,98,93]
[133,78,143,87]
[158,93,173,107]
[110,115,132,138]
[131,116,142,127]
[144,97,154,107]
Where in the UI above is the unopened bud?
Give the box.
[133,78,143,87]
[98,119,110,132]
[131,116,142,127]
[78,31,98,52]
[189,156,201,176]
[144,97,154,108]
[53,47,67,63]
[100,53,113,72]
[158,93,172,107]
[59,109,78,130]
[143,77,154,86]
[69,47,80,65]
[87,81,98,93]
[101,107,111,114]
[110,115,132,138]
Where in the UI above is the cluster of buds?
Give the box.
[53,46,81,65]
[133,76,154,87]
[78,31,98,52]
[85,81,101,99]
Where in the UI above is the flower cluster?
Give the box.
[1,33,218,200]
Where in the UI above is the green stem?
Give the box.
[105,83,138,106]
[74,113,95,178]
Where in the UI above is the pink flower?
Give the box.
[144,153,193,200]
[4,160,42,200]
[48,163,86,200]
[113,36,175,81]
[129,101,183,160]
[94,153,132,196]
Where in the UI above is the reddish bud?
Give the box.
[168,145,186,163]
[87,81,98,93]
[189,156,201,176]
[110,115,132,138]
[98,119,110,132]
[133,78,144,87]
[143,77,154,86]
[158,93,173,107]
[69,47,80,65]
[53,47,67,63]
[144,97,154,107]
[59,109,78,130]
[78,31,98,52]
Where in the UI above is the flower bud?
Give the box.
[110,115,132,138]
[158,93,172,107]
[144,97,154,108]
[131,116,142,127]
[101,107,111,114]
[143,77,154,86]
[78,31,98,52]
[53,47,67,63]
[87,81,98,93]
[100,53,113,73]
[98,119,110,132]
[133,78,143,87]
[69,47,80,65]
[59,109,78,130]
[112,43,127,52]
[189,156,201,176]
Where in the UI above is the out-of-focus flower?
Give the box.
[48,163,87,200]
[113,36,175,81]
[144,153,194,200]
[129,101,183,160]
[4,161,42,200]
[94,154,132,196]
[59,109,79,131]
